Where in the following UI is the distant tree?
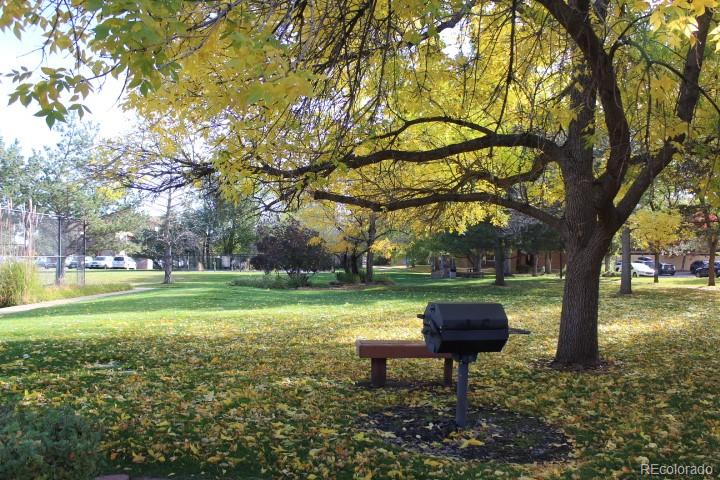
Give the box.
[684,147,720,287]
[136,191,198,283]
[630,209,682,283]
[0,139,39,204]
[297,204,393,281]
[435,223,499,274]
[402,236,436,268]
[182,192,258,269]
[515,221,565,276]
[251,220,332,286]
[1,124,144,282]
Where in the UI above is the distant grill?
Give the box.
[418,302,529,428]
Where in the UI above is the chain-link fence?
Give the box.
[0,204,87,286]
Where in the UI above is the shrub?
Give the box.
[286,273,312,288]
[372,256,391,266]
[251,220,333,277]
[0,260,41,307]
[335,272,365,284]
[0,406,103,480]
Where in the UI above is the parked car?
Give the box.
[112,256,136,270]
[35,256,55,269]
[67,255,93,269]
[635,256,675,275]
[615,261,655,277]
[657,262,676,275]
[695,262,720,278]
[89,256,115,269]
[690,260,708,274]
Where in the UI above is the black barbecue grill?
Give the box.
[418,302,530,428]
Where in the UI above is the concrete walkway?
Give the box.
[0,287,155,315]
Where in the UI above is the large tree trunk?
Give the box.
[619,227,632,294]
[162,191,173,285]
[365,212,376,282]
[531,253,538,276]
[708,233,718,287]
[494,238,505,286]
[553,239,606,367]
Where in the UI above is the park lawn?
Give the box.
[32,283,133,303]
[0,271,717,479]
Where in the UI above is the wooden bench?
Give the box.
[356,339,453,387]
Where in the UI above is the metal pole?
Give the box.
[55,216,62,285]
[456,360,470,428]
[81,221,87,286]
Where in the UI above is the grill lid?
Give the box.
[423,303,508,331]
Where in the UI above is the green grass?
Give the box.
[0,270,718,479]
[33,283,133,302]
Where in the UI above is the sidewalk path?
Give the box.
[0,288,155,316]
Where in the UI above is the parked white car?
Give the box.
[112,256,136,270]
[89,256,114,269]
[615,261,655,277]
[67,255,93,269]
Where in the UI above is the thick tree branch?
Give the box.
[370,115,493,141]
[255,131,563,178]
[463,153,554,189]
[537,0,631,195]
[313,190,564,231]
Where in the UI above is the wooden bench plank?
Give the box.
[356,340,453,387]
[356,340,452,359]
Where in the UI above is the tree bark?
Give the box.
[350,252,360,275]
[619,227,632,294]
[545,251,552,275]
[708,233,717,287]
[653,251,660,284]
[603,254,611,275]
[342,251,351,274]
[365,212,376,282]
[531,253,538,276]
[494,238,506,286]
[559,251,563,279]
[553,239,606,367]
[162,191,173,285]
[473,253,482,273]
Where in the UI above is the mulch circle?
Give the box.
[360,405,572,463]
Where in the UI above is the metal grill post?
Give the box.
[456,359,470,428]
